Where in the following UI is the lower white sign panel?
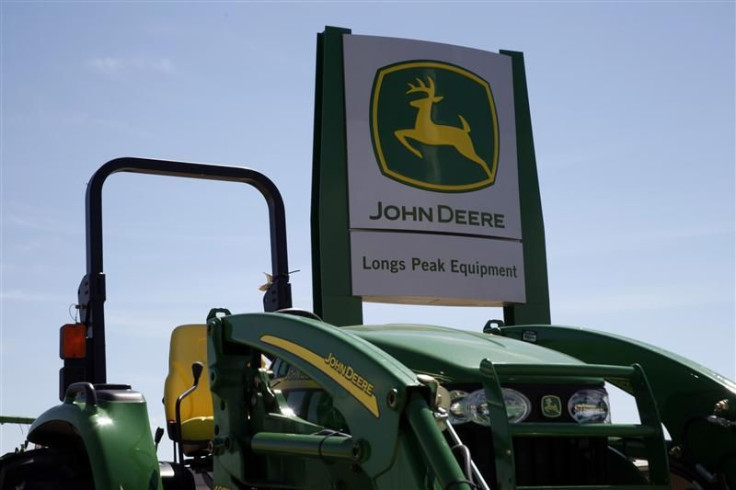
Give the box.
[350,230,526,306]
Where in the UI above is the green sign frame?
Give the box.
[311,26,550,326]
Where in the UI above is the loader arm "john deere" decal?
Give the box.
[261,334,380,417]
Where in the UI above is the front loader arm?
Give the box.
[207,312,473,489]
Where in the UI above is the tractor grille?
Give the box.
[453,424,609,486]
[514,436,608,485]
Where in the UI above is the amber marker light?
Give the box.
[60,323,86,359]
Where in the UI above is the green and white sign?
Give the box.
[344,35,521,240]
[342,34,525,305]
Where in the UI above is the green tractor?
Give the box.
[0,157,733,490]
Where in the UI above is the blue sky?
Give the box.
[1,2,734,455]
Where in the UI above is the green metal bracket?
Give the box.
[207,312,473,488]
[628,364,669,485]
[405,392,474,490]
[480,359,517,490]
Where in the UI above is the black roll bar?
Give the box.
[61,157,292,398]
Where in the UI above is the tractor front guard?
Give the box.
[502,324,736,487]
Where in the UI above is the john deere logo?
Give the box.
[370,61,499,193]
[541,395,562,418]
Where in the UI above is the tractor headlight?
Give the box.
[448,388,531,426]
[568,388,610,423]
[503,388,532,423]
[448,390,470,425]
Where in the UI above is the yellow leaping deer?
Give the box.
[394,77,491,177]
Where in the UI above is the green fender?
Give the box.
[28,384,162,490]
[502,324,736,484]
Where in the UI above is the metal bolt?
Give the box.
[714,398,731,415]
[210,437,226,455]
[387,389,399,409]
[351,442,362,461]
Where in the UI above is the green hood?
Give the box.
[345,324,584,382]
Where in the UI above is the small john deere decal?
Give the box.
[370,61,499,193]
[541,395,562,418]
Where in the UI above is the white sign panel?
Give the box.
[342,34,525,305]
[351,231,526,306]
[344,34,521,240]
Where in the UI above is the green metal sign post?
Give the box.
[501,50,551,325]
[311,26,363,326]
